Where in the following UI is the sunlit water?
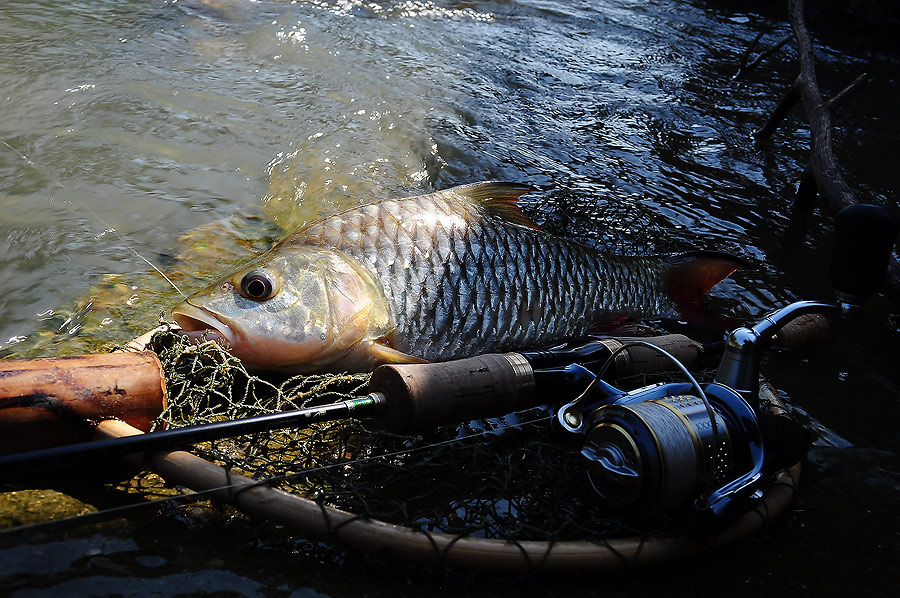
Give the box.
[1,0,898,595]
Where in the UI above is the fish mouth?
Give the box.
[171,303,236,346]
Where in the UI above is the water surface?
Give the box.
[1,0,898,595]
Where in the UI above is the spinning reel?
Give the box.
[554,303,832,527]
[566,377,762,526]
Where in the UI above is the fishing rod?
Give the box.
[0,333,702,478]
[0,392,386,479]
[0,314,832,482]
[0,305,834,537]
[0,409,557,542]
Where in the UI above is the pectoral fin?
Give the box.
[365,339,429,364]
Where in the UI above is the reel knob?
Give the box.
[581,423,643,509]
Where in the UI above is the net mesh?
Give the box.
[139,328,676,545]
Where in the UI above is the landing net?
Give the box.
[139,329,670,547]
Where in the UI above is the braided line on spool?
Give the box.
[635,401,699,515]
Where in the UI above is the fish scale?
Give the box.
[288,183,672,361]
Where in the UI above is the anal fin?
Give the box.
[664,251,747,331]
[665,251,746,304]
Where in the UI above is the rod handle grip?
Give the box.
[370,353,536,433]
[771,313,831,347]
[596,334,700,377]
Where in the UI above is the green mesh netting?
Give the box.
[141,328,676,544]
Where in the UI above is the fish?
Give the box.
[172,182,741,372]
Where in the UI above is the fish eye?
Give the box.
[239,271,275,301]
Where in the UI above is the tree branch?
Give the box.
[788,0,857,211]
[735,32,793,80]
[785,0,899,302]
[753,79,801,142]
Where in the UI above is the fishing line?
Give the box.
[0,413,554,540]
[0,137,187,299]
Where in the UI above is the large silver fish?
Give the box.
[172,182,740,372]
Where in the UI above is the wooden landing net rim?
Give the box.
[97,349,799,572]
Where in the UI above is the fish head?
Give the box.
[171,247,391,371]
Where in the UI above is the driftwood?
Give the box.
[0,352,166,455]
[749,0,899,303]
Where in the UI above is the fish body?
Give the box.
[173,182,739,372]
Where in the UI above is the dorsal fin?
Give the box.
[453,181,538,229]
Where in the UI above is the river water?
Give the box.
[1,0,898,595]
